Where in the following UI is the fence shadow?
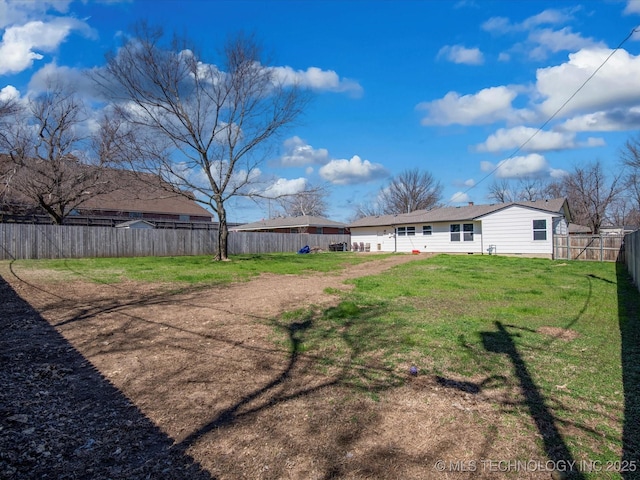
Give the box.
[616,263,640,479]
[481,321,585,479]
[0,274,212,479]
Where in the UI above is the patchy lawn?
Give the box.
[1,254,638,479]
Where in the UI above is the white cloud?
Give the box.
[262,177,307,198]
[527,27,604,60]
[28,62,100,98]
[480,153,550,179]
[417,86,524,126]
[475,126,577,152]
[559,108,640,132]
[453,178,476,188]
[0,17,93,75]
[437,45,484,65]
[271,66,363,97]
[279,136,329,167]
[535,48,640,118]
[0,84,19,101]
[319,155,388,185]
[624,0,640,15]
[0,0,74,29]
[549,168,569,178]
[482,8,575,34]
[450,191,471,203]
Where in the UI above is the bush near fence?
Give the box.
[0,224,351,260]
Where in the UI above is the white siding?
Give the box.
[350,205,566,256]
[351,222,484,253]
[350,227,396,252]
[480,206,556,255]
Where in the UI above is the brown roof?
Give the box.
[79,170,213,218]
[0,156,213,219]
[349,198,569,228]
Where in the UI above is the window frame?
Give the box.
[450,224,461,242]
[423,225,432,236]
[533,219,547,241]
[397,226,416,236]
[450,223,474,242]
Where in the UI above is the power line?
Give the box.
[455,25,640,204]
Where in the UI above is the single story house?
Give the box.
[1,163,215,228]
[233,215,349,234]
[349,198,571,258]
[76,170,214,227]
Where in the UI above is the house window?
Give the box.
[397,226,415,236]
[423,225,432,236]
[450,223,474,242]
[316,227,323,234]
[179,215,190,222]
[463,223,474,241]
[129,211,143,218]
[450,224,460,242]
[533,219,547,240]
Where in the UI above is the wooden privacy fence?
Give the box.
[625,230,640,292]
[0,223,351,260]
[553,234,625,262]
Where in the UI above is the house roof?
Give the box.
[0,155,214,220]
[349,198,569,228]
[115,219,156,228]
[78,169,214,218]
[568,223,592,234]
[233,215,348,231]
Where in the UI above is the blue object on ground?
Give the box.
[298,245,311,254]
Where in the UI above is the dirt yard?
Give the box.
[1,254,552,479]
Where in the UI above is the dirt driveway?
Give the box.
[1,254,544,479]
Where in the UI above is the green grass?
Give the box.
[13,252,390,285]
[14,251,639,476]
[274,254,640,478]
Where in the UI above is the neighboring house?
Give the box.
[76,170,214,227]
[568,223,592,234]
[232,215,349,234]
[1,166,215,228]
[349,198,571,258]
[115,220,156,229]
[599,225,638,235]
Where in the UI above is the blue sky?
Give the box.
[1,0,640,224]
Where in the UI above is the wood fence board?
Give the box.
[0,224,351,260]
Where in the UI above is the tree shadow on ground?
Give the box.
[0,274,212,480]
[481,321,585,479]
[616,263,640,479]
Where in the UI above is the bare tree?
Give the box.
[561,161,622,233]
[487,178,514,203]
[277,184,328,217]
[352,201,386,220]
[488,177,552,203]
[379,168,442,214]
[1,83,115,224]
[93,24,309,260]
